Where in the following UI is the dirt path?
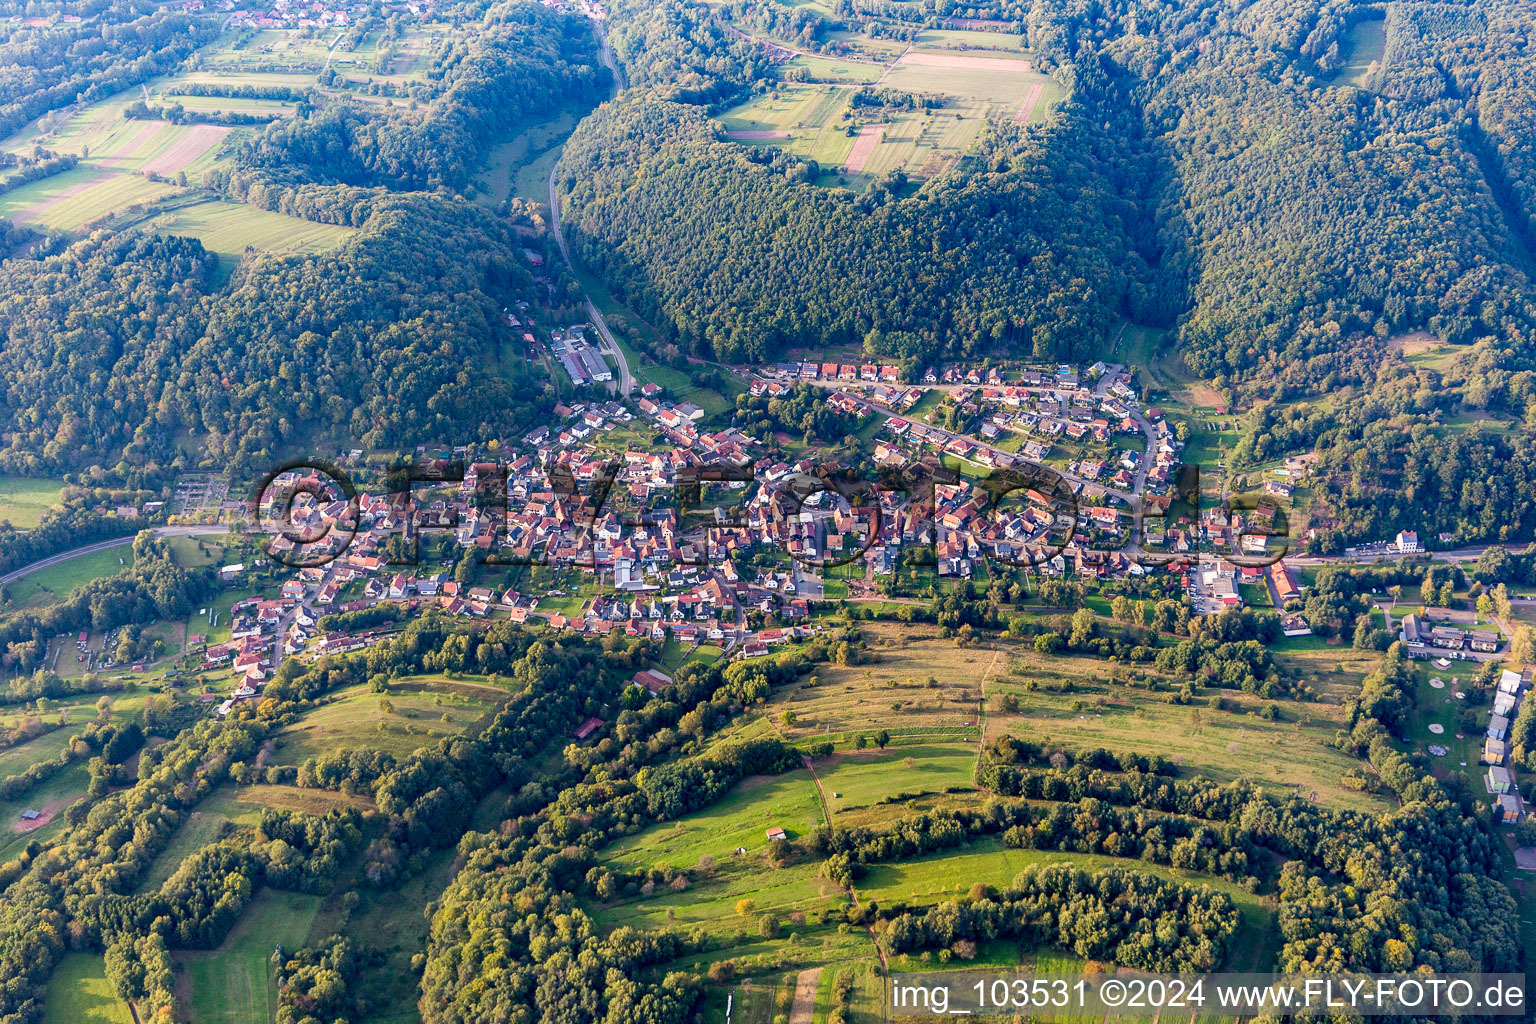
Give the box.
[787,968,822,1024]
[975,647,1003,752]
[793,745,891,975]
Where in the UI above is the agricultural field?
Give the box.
[165,534,229,567]
[0,476,64,528]
[0,166,177,232]
[719,51,1060,187]
[176,888,321,1024]
[0,23,398,260]
[266,678,509,765]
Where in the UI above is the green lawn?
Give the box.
[136,810,232,892]
[44,953,134,1024]
[267,679,506,766]
[177,888,321,1024]
[0,476,64,528]
[606,770,827,873]
[815,743,978,819]
[3,544,132,609]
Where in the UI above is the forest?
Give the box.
[0,0,614,485]
[574,0,1536,413]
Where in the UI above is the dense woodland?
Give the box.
[559,77,1155,366]
[550,0,1536,543]
[236,2,609,192]
[0,2,1533,1019]
[577,0,1536,404]
[0,0,610,483]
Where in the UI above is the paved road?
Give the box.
[546,15,634,396]
[0,525,229,586]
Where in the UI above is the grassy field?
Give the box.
[137,810,233,892]
[308,843,463,1024]
[267,679,507,765]
[0,760,92,860]
[2,544,132,609]
[177,888,321,1024]
[165,534,228,567]
[141,198,353,263]
[0,24,455,256]
[1332,16,1388,88]
[913,28,1027,50]
[197,784,376,828]
[44,953,134,1024]
[783,54,886,83]
[0,476,64,528]
[473,110,580,205]
[814,742,979,825]
[858,837,1277,971]
[761,622,993,741]
[0,726,75,778]
[606,770,826,873]
[984,640,1391,814]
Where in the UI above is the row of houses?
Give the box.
[1485,668,1531,823]
[1400,614,1504,655]
[768,360,903,384]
